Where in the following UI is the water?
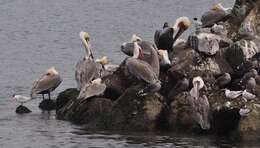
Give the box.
[2,0,258,147]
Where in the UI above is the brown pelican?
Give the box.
[77,78,106,100]
[126,41,161,96]
[31,67,62,100]
[188,76,210,130]
[121,34,160,76]
[201,3,231,28]
[154,17,191,52]
[75,32,108,90]
[11,95,32,106]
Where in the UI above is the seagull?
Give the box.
[31,67,62,100]
[11,95,32,106]
[224,89,243,99]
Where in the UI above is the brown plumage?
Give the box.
[31,67,62,99]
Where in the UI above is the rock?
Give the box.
[56,88,79,110]
[110,85,165,131]
[232,103,260,141]
[167,92,202,132]
[224,40,259,69]
[102,60,130,100]
[57,97,113,128]
[15,105,32,114]
[39,99,56,111]
[227,0,259,39]
[169,48,233,78]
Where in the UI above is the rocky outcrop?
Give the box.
[54,0,260,142]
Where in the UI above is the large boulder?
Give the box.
[168,48,233,78]
[224,40,259,69]
[110,85,165,131]
[167,92,201,132]
[56,97,113,128]
[56,88,79,110]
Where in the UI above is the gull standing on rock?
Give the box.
[12,95,32,106]
[31,67,62,100]
[125,41,161,96]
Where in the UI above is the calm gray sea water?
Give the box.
[2,0,259,147]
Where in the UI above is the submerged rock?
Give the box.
[39,99,56,111]
[16,105,32,114]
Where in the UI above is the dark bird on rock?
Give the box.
[154,17,191,53]
[215,73,231,88]
[168,76,190,102]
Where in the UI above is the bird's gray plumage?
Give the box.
[121,40,160,77]
[75,58,97,90]
[77,82,106,100]
[75,31,106,90]
[31,68,62,99]
[125,42,161,96]
[188,95,210,130]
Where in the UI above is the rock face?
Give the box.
[110,85,165,131]
[167,92,201,132]
[16,105,32,114]
[56,88,79,110]
[224,40,259,69]
[57,97,113,127]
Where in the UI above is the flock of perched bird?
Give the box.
[11,3,258,130]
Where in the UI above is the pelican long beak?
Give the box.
[138,48,144,59]
[194,81,200,99]
[172,27,186,47]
